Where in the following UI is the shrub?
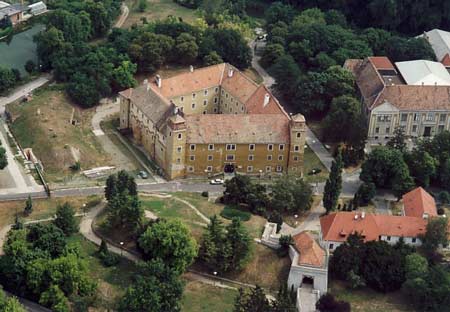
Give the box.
[201,191,208,197]
[98,240,119,267]
[316,293,350,312]
[438,207,445,215]
[220,206,251,221]
[277,235,293,257]
[438,191,450,205]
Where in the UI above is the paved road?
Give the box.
[0,74,51,113]
[114,3,129,28]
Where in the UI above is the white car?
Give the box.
[210,178,224,185]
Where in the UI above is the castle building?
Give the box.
[344,56,450,146]
[119,63,306,180]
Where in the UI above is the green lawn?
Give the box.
[124,0,198,28]
[181,281,237,312]
[66,234,139,309]
[303,144,329,183]
[330,280,413,312]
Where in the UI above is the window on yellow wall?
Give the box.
[267,155,272,161]
[268,144,273,151]
[293,156,299,161]
[294,145,299,151]
[203,100,207,106]
[279,144,285,150]
[248,155,254,161]
[190,155,195,161]
[204,90,208,96]
[208,155,213,161]
[192,93,196,99]
[249,144,255,151]
[177,147,182,153]
[190,144,196,151]
[247,166,253,172]
[178,133,182,140]
[278,155,283,161]
[296,133,301,138]
[181,96,184,102]
[192,103,196,109]
[208,144,214,150]
[206,166,212,172]
[266,166,271,172]
[226,154,235,161]
[188,166,194,172]
[276,165,283,172]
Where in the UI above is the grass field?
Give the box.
[7,86,109,184]
[330,280,413,312]
[303,144,329,183]
[0,195,101,227]
[181,281,237,312]
[124,0,198,28]
[66,234,139,310]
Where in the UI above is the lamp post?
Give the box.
[259,169,263,181]
[213,271,218,287]
[82,203,87,216]
[119,241,124,256]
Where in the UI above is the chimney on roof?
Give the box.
[228,68,234,78]
[174,106,178,115]
[354,214,359,220]
[189,65,194,72]
[143,79,150,91]
[361,212,365,219]
[263,93,270,107]
[155,75,162,88]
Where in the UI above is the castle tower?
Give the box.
[165,111,187,179]
[288,113,306,175]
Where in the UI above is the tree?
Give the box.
[53,202,79,236]
[404,253,428,280]
[98,239,119,267]
[265,2,295,26]
[105,173,119,201]
[438,191,450,205]
[67,72,101,107]
[138,0,147,12]
[233,286,271,312]
[0,146,7,169]
[106,192,143,232]
[138,219,197,274]
[0,66,16,93]
[24,195,33,216]
[174,32,199,65]
[200,215,231,272]
[112,61,137,91]
[0,287,26,312]
[316,293,350,312]
[420,217,449,256]
[39,285,69,312]
[360,147,414,198]
[270,54,301,101]
[34,27,67,70]
[324,95,361,142]
[24,60,36,74]
[271,176,313,213]
[354,182,376,206]
[208,28,251,69]
[203,51,223,66]
[260,43,285,67]
[405,149,437,187]
[84,1,111,38]
[324,152,343,213]
[119,259,184,312]
[47,9,91,43]
[226,218,251,271]
[26,223,67,258]
[386,126,407,152]
[271,284,297,312]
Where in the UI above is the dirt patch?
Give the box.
[7,87,110,183]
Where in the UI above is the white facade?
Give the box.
[287,245,328,295]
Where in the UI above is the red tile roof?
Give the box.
[369,56,395,70]
[185,113,290,144]
[402,187,437,218]
[442,53,450,67]
[292,231,326,267]
[320,212,428,243]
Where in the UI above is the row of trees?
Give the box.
[263,6,434,118]
[274,0,450,35]
[360,130,450,198]
[103,171,199,311]
[331,217,449,295]
[233,284,297,312]
[0,202,94,311]
[200,215,251,273]
[223,175,313,216]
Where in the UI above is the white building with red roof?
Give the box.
[319,187,441,252]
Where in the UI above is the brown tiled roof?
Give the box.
[221,64,258,103]
[350,58,386,108]
[320,212,428,243]
[184,114,290,144]
[245,85,289,115]
[372,85,450,110]
[402,187,437,218]
[120,83,171,125]
[292,231,325,267]
[157,64,226,98]
[442,53,450,67]
[369,56,395,70]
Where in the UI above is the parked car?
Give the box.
[139,170,149,179]
[256,34,267,41]
[210,178,224,185]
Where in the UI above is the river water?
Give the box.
[0,24,45,76]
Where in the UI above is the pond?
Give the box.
[0,24,45,76]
